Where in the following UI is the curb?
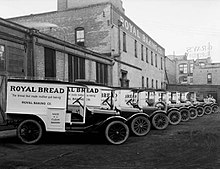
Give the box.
[0,129,16,139]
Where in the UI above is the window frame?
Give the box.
[75,27,85,46]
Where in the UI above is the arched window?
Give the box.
[75,27,85,46]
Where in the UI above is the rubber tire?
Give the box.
[204,105,212,115]
[152,113,169,130]
[189,107,198,120]
[212,105,219,113]
[105,121,129,145]
[180,109,190,122]
[17,119,43,144]
[131,116,151,136]
[168,110,181,125]
[197,107,204,117]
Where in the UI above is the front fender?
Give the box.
[126,113,150,123]
[149,110,167,118]
[99,116,127,128]
[167,108,179,114]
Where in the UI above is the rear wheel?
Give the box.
[189,107,198,120]
[180,109,190,122]
[105,121,129,145]
[131,116,151,136]
[152,113,169,130]
[204,105,212,115]
[17,119,43,144]
[168,110,181,125]
[197,107,204,117]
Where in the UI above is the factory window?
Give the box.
[190,63,194,74]
[146,77,149,88]
[96,62,108,85]
[146,48,149,63]
[152,79,154,88]
[155,54,157,67]
[0,45,5,71]
[123,32,127,52]
[199,62,205,67]
[68,55,85,82]
[134,40,137,57]
[75,27,85,46]
[45,47,56,79]
[142,76,144,88]
[179,76,187,84]
[151,51,153,66]
[120,70,129,87]
[179,63,187,74]
[161,57,163,70]
[207,73,212,84]
[7,46,25,76]
[156,80,158,89]
[141,45,144,61]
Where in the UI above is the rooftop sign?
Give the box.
[186,42,212,60]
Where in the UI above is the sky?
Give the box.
[0,0,220,62]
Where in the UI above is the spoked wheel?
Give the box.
[131,116,151,136]
[17,119,43,144]
[152,113,169,130]
[204,105,212,115]
[168,111,181,125]
[105,121,129,145]
[189,107,198,120]
[180,109,190,122]
[197,107,204,117]
[212,105,219,113]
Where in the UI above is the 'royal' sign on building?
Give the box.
[112,8,164,55]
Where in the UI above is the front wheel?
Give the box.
[17,119,43,144]
[197,107,204,117]
[105,121,129,145]
[204,105,212,115]
[151,113,169,130]
[189,107,198,120]
[212,105,219,113]
[180,109,190,122]
[168,110,181,125]
[131,116,151,136]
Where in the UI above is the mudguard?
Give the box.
[149,110,167,118]
[126,112,150,122]
[98,116,127,129]
[167,107,179,114]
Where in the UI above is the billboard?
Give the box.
[186,42,212,60]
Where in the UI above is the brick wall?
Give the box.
[10,4,112,55]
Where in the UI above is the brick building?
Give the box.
[9,0,166,89]
[0,17,112,84]
[166,54,215,85]
[193,62,220,85]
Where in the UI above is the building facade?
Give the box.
[166,54,216,85]
[193,63,220,85]
[0,18,112,84]
[9,0,166,89]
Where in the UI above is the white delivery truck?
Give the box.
[0,76,129,145]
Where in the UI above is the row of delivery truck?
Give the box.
[0,76,219,145]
